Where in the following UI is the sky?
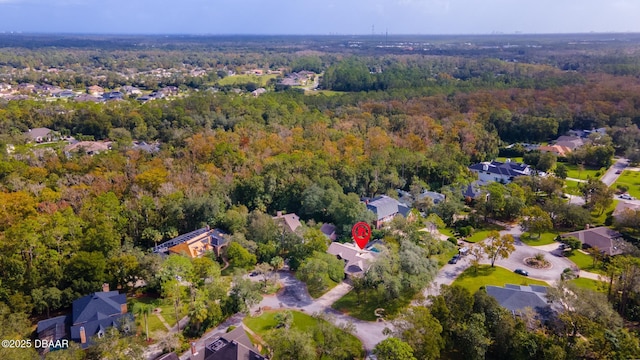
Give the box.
[0,0,639,35]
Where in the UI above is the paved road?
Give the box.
[601,157,628,186]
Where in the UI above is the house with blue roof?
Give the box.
[365,195,412,229]
[37,285,132,349]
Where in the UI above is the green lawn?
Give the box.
[611,170,640,199]
[129,297,173,334]
[439,227,456,238]
[564,163,604,180]
[332,289,414,321]
[217,74,277,87]
[243,310,363,358]
[564,179,582,195]
[452,265,548,294]
[590,199,618,226]
[432,246,461,268]
[520,232,558,246]
[244,310,318,335]
[569,278,607,292]
[496,157,524,164]
[465,224,506,243]
[566,250,607,275]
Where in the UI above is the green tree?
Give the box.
[521,206,553,238]
[132,302,154,341]
[482,231,516,267]
[225,242,257,269]
[161,279,184,331]
[393,306,444,360]
[264,328,316,360]
[373,337,417,360]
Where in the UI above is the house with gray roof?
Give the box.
[25,127,59,143]
[561,226,625,256]
[36,286,132,350]
[189,326,267,360]
[469,160,533,184]
[366,195,411,229]
[327,242,377,278]
[486,284,553,317]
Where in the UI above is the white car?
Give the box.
[620,194,634,200]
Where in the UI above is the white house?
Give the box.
[468,160,533,184]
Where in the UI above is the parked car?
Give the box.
[448,255,460,264]
[615,170,622,174]
[514,268,529,276]
[620,194,634,200]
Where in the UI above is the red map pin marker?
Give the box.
[352,222,371,250]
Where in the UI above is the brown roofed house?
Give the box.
[561,226,625,256]
[272,211,302,234]
[538,144,572,157]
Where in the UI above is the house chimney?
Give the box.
[191,342,198,355]
[102,283,109,292]
[121,303,127,314]
[206,224,210,231]
[586,224,590,230]
[79,327,86,344]
[276,211,283,217]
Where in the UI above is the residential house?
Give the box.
[103,91,124,101]
[561,226,625,256]
[327,242,377,278]
[36,285,132,349]
[74,94,102,103]
[554,135,585,151]
[86,85,104,96]
[397,189,445,206]
[37,315,69,346]
[159,86,179,96]
[153,226,228,258]
[272,211,302,234]
[251,88,266,97]
[64,141,112,156]
[468,160,533,184]
[320,223,337,241]
[55,90,77,98]
[0,82,11,91]
[189,326,267,360]
[463,180,489,201]
[538,144,572,157]
[486,284,553,318]
[120,86,142,96]
[25,127,58,143]
[366,195,411,229]
[613,201,640,223]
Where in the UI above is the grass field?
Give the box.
[611,170,640,199]
[564,163,604,180]
[465,224,506,243]
[520,231,558,246]
[452,265,548,294]
[129,297,187,334]
[332,289,414,321]
[217,74,277,87]
[439,227,456,238]
[570,277,607,292]
[566,250,606,275]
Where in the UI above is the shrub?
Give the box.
[448,237,458,246]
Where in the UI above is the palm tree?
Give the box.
[133,302,155,341]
